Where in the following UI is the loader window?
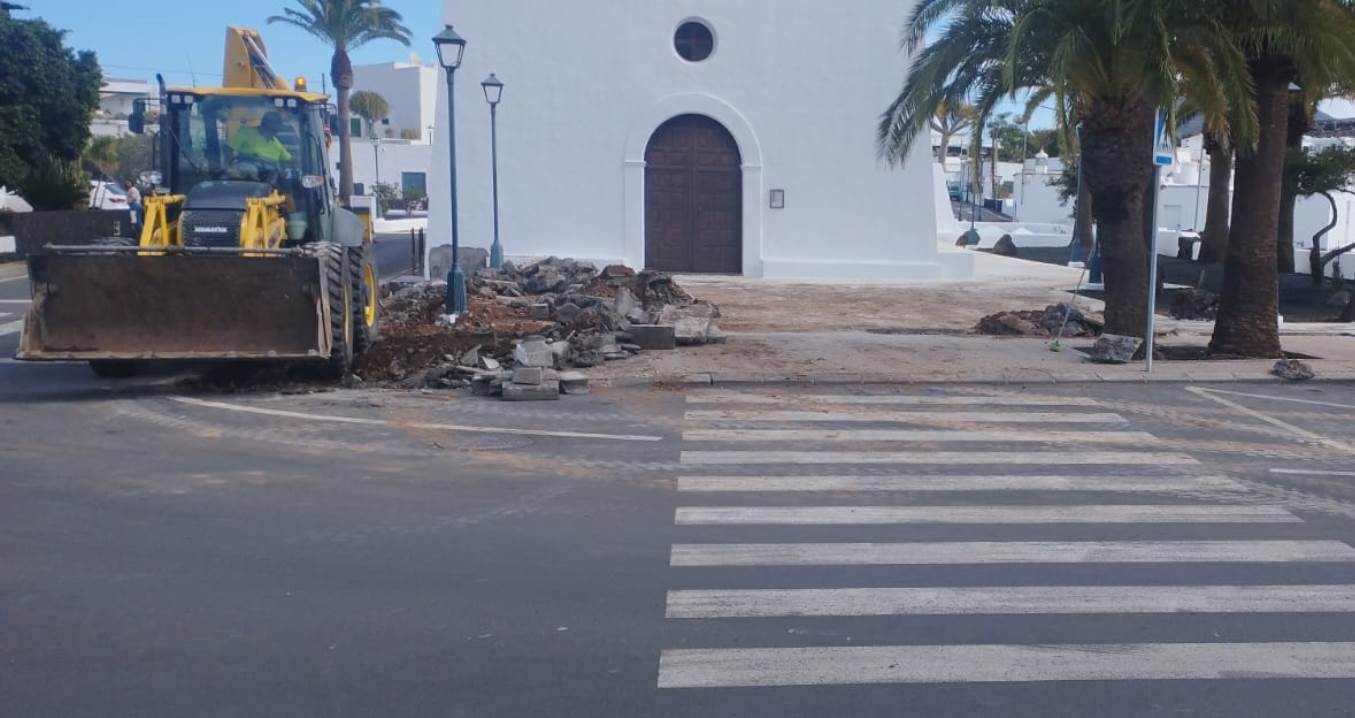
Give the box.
[171,95,305,190]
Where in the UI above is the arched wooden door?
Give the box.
[645,115,742,273]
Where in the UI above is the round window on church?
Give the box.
[674,21,715,62]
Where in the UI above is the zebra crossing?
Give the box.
[658,389,1355,691]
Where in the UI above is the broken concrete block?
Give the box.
[672,317,712,345]
[621,343,643,353]
[613,287,649,324]
[460,345,481,367]
[530,303,551,320]
[705,325,727,344]
[629,324,677,350]
[1273,359,1315,381]
[503,381,561,401]
[603,351,630,361]
[480,356,502,371]
[549,340,571,364]
[1086,334,1142,364]
[513,366,544,385]
[559,371,590,395]
[514,337,554,368]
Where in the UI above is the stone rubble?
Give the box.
[974,303,1101,338]
[356,257,723,399]
[1086,334,1143,364]
[1273,358,1316,381]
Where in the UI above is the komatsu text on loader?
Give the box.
[18,28,380,377]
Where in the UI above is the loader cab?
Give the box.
[159,89,336,244]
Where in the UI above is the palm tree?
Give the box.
[1198,128,1233,263]
[930,102,975,163]
[1209,0,1355,357]
[349,89,390,137]
[268,0,411,205]
[880,0,1252,338]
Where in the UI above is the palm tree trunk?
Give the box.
[1209,57,1292,358]
[1199,132,1233,263]
[331,48,355,206]
[1275,94,1311,274]
[1075,178,1094,256]
[1081,101,1154,337]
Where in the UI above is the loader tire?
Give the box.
[349,244,380,358]
[304,242,354,378]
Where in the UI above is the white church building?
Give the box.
[427,0,971,281]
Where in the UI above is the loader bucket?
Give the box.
[18,250,332,361]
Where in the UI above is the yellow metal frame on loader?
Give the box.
[240,192,289,253]
[138,194,187,253]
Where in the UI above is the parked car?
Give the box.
[88,181,128,210]
[947,181,963,202]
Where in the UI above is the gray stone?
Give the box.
[559,371,590,395]
[1273,359,1315,381]
[524,266,566,294]
[992,234,1019,257]
[514,337,554,368]
[621,343,643,353]
[614,287,649,324]
[554,302,583,325]
[705,325,727,344]
[672,317,712,345]
[549,340,571,366]
[657,303,721,345]
[1086,334,1142,364]
[572,350,604,368]
[530,303,551,320]
[428,244,489,280]
[502,381,561,401]
[513,366,544,385]
[460,345,481,367]
[470,376,494,396]
[480,356,501,371]
[629,324,677,350]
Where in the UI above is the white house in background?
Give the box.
[427,0,972,281]
[350,58,440,142]
[91,77,153,138]
[331,59,437,207]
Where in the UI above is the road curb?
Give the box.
[593,371,1355,387]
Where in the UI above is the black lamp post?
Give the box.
[433,24,467,315]
[482,73,505,270]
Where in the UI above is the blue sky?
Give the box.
[25,0,441,89]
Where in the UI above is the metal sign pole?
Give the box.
[1146,164,1162,373]
[1146,108,1174,374]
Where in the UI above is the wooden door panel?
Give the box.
[645,115,742,273]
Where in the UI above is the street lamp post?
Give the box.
[433,25,468,315]
[482,73,505,271]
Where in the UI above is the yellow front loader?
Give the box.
[18,28,380,377]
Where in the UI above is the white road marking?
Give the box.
[680,450,1198,466]
[683,428,1162,445]
[1197,388,1355,411]
[1187,387,1355,456]
[1271,468,1355,477]
[656,642,1355,688]
[0,299,30,304]
[673,505,1298,526]
[170,396,664,442]
[677,474,1245,493]
[687,393,1101,407]
[669,540,1355,567]
[0,274,27,284]
[686,410,1125,424]
[0,320,23,336]
[665,585,1355,619]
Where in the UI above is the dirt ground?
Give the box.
[674,262,1097,333]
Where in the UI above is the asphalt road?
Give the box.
[6,257,1355,714]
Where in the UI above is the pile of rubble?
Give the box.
[974,304,1102,338]
[356,257,724,398]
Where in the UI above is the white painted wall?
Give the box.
[427,0,970,281]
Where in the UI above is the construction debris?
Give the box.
[357,257,721,398]
[1169,288,1220,320]
[1086,334,1142,364]
[1273,358,1315,381]
[974,303,1101,338]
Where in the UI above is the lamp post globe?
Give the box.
[482,73,505,271]
[433,25,468,315]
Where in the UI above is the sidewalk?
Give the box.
[589,254,1355,386]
